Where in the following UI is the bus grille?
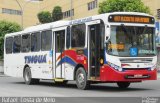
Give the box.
[120,58,153,63]
[123,68,149,70]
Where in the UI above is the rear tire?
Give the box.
[117,82,130,88]
[23,67,39,85]
[76,67,90,90]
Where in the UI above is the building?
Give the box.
[0,0,160,28]
[0,0,40,28]
[40,0,102,20]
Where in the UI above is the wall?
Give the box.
[0,0,40,28]
[142,0,160,19]
[0,60,3,73]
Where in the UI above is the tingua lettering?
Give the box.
[24,55,47,64]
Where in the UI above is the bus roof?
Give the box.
[5,12,154,37]
[5,20,69,37]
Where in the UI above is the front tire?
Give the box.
[76,67,90,90]
[23,67,39,85]
[117,82,130,88]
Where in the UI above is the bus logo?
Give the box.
[24,55,47,64]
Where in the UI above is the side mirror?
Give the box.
[104,36,109,44]
[105,40,112,53]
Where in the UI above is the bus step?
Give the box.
[54,78,64,82]
[89,77,100,81]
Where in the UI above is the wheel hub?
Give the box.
[78,73,84,85]
[25,71,30,82]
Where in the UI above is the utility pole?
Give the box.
[15,0,23,29]
[15,0,43,29]
[70,0,73,20]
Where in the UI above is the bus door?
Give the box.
[55,30,65,78]
[87,20,102,78]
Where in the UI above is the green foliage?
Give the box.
[0,20,21,59]
[37,11,52,24]
[99,0,150,14]
[52,6,63,21]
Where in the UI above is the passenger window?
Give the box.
[41,30,52,51]
[5,37,13,54]
[71,24,86,48]
[21,34,30,52]
[31,32,40,52]
[13,35,21,53]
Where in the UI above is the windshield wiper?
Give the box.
[120,24,133,45]
[142,25,147,34]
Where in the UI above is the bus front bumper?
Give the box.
[100,65,157,82]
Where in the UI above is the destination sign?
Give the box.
[108,43,125,50]
[108,15,154,24]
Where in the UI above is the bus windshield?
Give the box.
[107,26,156,57]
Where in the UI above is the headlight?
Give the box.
[151,65,156,71]
[111,63,115,68]
[114,65,119,70]
[109,62,123,72]
[118,66,123,71]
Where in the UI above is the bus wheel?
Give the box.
[76,67,90,90]
[117,82,130,88]
[24,67,39,85]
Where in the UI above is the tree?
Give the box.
[0,20,21,59]
[37,11,52,24]
[52,6,63,21]
[99,0,150,14]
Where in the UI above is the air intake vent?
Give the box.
[120,58,152,63]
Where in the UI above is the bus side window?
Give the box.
[13,35,21,53]
[41,30,52,51]
[31,32,40,52]
[21,34,30,53]
[66,26,70,49]
[71,24,86,48]
[5,37,13,54]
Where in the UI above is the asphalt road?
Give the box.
[0,75,160,97]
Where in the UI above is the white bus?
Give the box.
[4,12,157,90]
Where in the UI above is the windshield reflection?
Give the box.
[107,26,156,57]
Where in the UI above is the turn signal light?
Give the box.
[100,59,104,65]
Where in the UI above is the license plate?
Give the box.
[134,74,142,78]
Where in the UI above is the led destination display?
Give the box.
[108,15,155,24]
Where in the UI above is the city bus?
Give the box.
[4,12,157,90]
